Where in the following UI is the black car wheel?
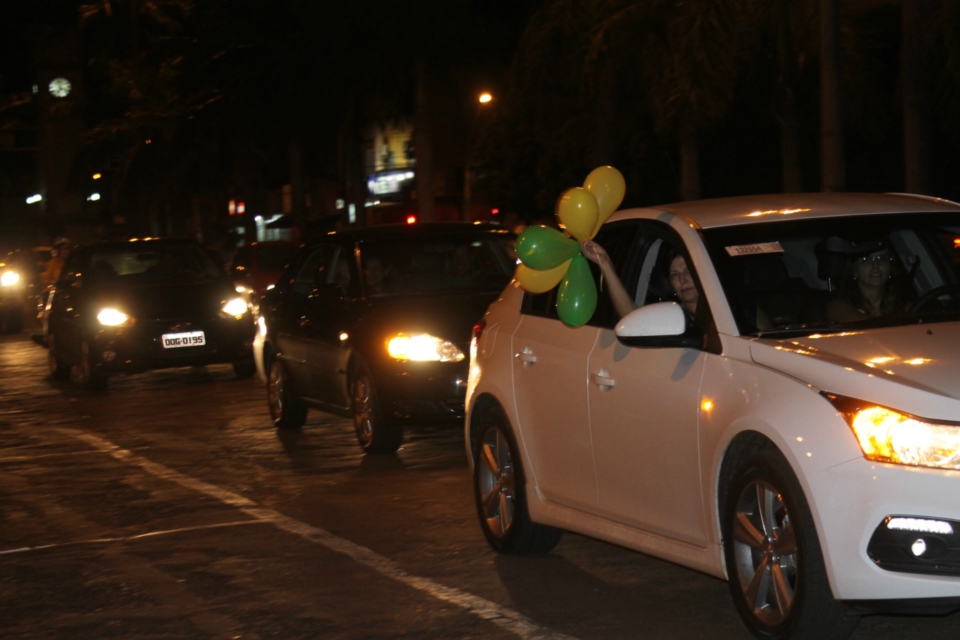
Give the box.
[267,356,307,429]
[47,334,70,381]
[723,449,859,640]
[473,406,561,555]
[350,357,401,454]
[79,339,108,391]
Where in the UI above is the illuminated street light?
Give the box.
[26,194,42,204]
[478,92,493,104]
[92,173,102,180]
[87,193,101,201]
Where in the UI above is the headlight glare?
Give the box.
[0,271,19,286]
[386,333,464,362]
[221,297,248,317]
[827,393,960,470]
[97,308,130,326]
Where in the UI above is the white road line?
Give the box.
[0,520,265,555]
[60,428,578,640]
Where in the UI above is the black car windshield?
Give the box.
[87,245,222,283]
[359,235,514,296]
[703,212,960,337]
[256,245,300,272]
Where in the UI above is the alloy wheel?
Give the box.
[267,360,284,420]
[731,478,798,626]
[353,374,374,446]
[477,426,516,538]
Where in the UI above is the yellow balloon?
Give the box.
[556,187,599,242]
[516,260,572,294]
[583,166,626,237]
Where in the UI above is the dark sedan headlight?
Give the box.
[386,333,465,362]
[0,270,20,287]
[97,307,133,327]
[220,297,249,318]
[826,393,960,470]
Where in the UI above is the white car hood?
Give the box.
[749,322,960,421]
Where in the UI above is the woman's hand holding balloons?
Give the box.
[514,166,625,327]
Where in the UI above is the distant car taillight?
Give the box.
[472,319,486,343]
[470,319,486,362]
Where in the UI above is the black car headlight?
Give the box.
[386,333,465,362]
[825,392,960,470]
[97,307,134,327]
[220,297,249,318]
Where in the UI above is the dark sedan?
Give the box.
[45,238,256,390]
[255,222,515,453]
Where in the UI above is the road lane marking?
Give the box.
[61,428,579,640]
[0,520,265,555]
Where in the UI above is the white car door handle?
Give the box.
[592,370,615,390]
[516,348,537,366]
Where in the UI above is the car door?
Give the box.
[510,223,636,512]
[587,221,711,547]
[271,243,337,400]
[298,246,358,407]
[47,250,86,363]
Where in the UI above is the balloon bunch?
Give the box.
[515,166,626,327]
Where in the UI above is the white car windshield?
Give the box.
[703,212,960,336]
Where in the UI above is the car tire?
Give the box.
[473,406,562,555]
[47,334,71,381]
[350,357,402,454]
[723,449,859,640]
[79,340,108,391]
[233,358,257,379]
[267,356,307,430]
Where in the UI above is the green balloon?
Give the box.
[557,255,597,327]
[516,225,580,270]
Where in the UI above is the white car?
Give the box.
[465,193,960,640]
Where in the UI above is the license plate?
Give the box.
[161,331,206,349]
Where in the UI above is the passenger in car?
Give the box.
[826,246,911,321]
[581,240,699,323]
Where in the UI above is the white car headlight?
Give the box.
[220,297,248,318]
[386,333,465,362]
[97,308,131,326]
[827,393,960,470]
[1,271,19,287]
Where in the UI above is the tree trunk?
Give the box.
[679,127,701,201]
[775,0,803,193]
[820,0,845,192]
[414,62,436,222]
[901,0,935,195]
[288,136,305,230]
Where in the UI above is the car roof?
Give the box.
[612,192,960,230]
[81,238,202,253]
[309,222,514,245]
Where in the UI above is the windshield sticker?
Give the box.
[725,242,784,256]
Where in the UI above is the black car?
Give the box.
[45,238,257,389]
[256,222,516,453]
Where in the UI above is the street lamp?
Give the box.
[464,92,494,221]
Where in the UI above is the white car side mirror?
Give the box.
[615,302,686,338]
[614,302,704,349]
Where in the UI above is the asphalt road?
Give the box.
[3,328,960,640]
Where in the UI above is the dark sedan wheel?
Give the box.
[350,358,401,454]
[79,340,108,391]
[267,357,307,429]
[723,449,858,640]
[47,334,70,381]
[473,406,561,555]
